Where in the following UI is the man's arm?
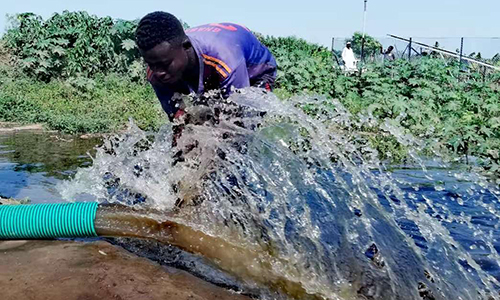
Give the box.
[150,83,181,121]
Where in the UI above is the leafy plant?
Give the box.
[258,35,336,95]
[347,32,382,59]
[3,11,141,80]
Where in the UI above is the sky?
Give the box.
[1,0,499,55]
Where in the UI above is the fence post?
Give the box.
[361,37,366,63]
[459,37,464,71]
[408,37,412,61]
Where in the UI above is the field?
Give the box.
[1,11,499,177]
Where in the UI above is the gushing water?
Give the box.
[59,88,500,300]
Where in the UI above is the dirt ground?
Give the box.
[0,240,251,300]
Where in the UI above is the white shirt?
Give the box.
[342,47,356,69]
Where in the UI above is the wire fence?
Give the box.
[331,36,500,73]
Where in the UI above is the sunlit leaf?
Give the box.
[121,39,136,51]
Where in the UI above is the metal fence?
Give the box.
[332,36,500,72]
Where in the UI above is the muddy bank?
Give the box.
[0,121,116,139]
[0,122,47,132]
[0,240,251,300]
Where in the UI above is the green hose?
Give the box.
[0,202,98,239]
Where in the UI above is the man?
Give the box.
[341,42,356,70]
[135,12,277,122]
[381,45,396,61]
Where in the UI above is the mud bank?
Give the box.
[0,239,250,300]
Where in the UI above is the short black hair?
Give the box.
[135,11,186,51]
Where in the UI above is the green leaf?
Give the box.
[121,39,136,51]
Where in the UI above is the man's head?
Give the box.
[387,45,394,52]
[136,12,192,85]
[346,42,351,49]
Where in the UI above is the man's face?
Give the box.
[141,41,190,85]
[347,44,351,49]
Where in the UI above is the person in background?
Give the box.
[381,45,396,61]
[342,42,357,70]
[135,11,277,122]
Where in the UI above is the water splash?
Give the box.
[59,88,500,300]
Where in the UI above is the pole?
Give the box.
[332,37,335,53]
[361,0,368,62]
[408,37,412,61]
[459,37,464,71]
[361,40,366,63]
[362,0,367,38]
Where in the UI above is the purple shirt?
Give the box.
[148,23,277,119]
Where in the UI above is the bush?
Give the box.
[3,11,140,81]
[346,32,382,58]
[258,35,336,95]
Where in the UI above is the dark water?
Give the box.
[388,168,500,282]
[0,131,100,202]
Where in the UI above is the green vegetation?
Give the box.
[347,32,382,59]
[1,12,164,133]
[1,11,499,176]
[258,35,335,97]
[334,59,500,174]
[0,69,163,133]
[3,12,141,81]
